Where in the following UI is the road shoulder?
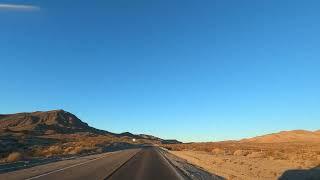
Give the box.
[159,148,225,180]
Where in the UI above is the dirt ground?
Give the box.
[167,142,320,180]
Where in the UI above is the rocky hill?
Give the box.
[0,109,181,143]
[0,110,181,162]
[0,110,96,135]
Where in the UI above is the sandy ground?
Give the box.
[161,148,223,180]
[170,147,320,180]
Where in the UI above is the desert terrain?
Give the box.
[1,110,320,179]
[163,130,320,180]
[0,110,209,180]
[0,110,179,165]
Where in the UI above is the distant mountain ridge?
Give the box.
[139,134,180,144]
[0,109,181,144]
[240,130,320,143]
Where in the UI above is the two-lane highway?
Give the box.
[107,147,185,180]
[0,147,187,180]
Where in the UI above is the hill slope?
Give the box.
[0,110,94,134]
[240,130,320,143]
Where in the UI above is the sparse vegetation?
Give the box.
[6,152,23,163]
[0,110,173,163]
[0,130,157,162]
[163,142,320,179]
[233,149,249,156]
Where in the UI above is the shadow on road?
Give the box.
[279,165,320,180]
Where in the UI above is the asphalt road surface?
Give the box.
[0,147,186,180]
[107,147,185,180]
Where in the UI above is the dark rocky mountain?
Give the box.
[161,139,182,144]
[138,134,181,144]
[139,134,162,141]
[0,110,102,135]
[0,110,181,144]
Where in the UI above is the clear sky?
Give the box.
[1,0,319,142]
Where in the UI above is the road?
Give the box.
[107,147,185,180]
[0,147,186,180]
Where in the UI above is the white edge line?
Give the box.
[157,148,185,180]
[25,153,114,180]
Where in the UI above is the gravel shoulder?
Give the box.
[160,148,225,180]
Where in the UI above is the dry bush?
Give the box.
[271,151,289,160]
[95,147,103,153]
[63,146,75,154]
[68,147,82,155]
[41,145,64,157]
[233,149,250,156]
[47,146,63,154]
[6,152,23,162]
[66,145,94,155]
[212,148,225,155]
[247,151,266,158]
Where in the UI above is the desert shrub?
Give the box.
[47,146,63,154]
[40,145,64,157]
[68,146,87,155]
[224,150,234,155]
[233,149,250,156]
[63,147,74,154]
[211,148,225,155]
[96,147,103,153]
[247,151,266,158]
[272,151,289,160]
[202,147,213,152]
[7,152,23,162]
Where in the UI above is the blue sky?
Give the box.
[0,0,319,142]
